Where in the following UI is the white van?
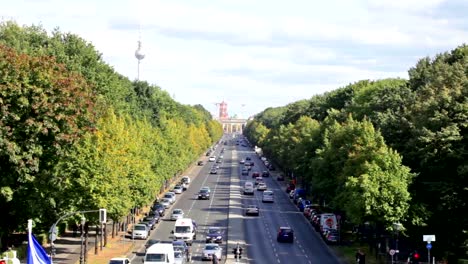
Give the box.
[244,181,254,195]
[320,213,338,233]
[173,218,197,245]
[144,243,175,264]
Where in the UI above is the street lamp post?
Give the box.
[79,217,86,264]
[393,223,403,262]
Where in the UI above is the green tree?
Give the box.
[0,44,96,233]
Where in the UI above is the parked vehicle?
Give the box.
[320,214,338,234]
[132,224,149,240]
[292,189,306,204]
[298,200,311,212]
[109,258,130,264]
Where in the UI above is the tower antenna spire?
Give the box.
[135,23,145,80]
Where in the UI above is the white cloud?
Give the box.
[1,0,467,117]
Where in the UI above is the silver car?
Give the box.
[160,198,171,209]
[174,249,186,264]
[171,209,184,221]
[202,243,222,261]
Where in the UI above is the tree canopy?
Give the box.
[245,44,468,261]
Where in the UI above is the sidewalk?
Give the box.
[50,228,135,264]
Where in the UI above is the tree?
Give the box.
[0,44,96,235]
[314,116,414,226]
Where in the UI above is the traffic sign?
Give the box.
[389,249,396,256]
[426,243,432,250]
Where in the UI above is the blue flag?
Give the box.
[27,232,51,264]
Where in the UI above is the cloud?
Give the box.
[3,0,467,117]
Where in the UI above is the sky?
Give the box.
[1,0,467,118]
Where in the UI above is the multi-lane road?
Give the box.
[130,135,342,263]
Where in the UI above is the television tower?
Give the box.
[134,26,145,80]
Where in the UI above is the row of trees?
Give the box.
[0,21,223,247]
[244,45,468,261]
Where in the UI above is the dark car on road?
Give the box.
[145,239,161,252]
[151,203,165,217]
[277,227,294,243]
[205,226,225,243]
[141,215,159,230]
[262,171,270,177]
[198,189,211,200]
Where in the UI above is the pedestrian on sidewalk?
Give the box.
[356,248,366,264]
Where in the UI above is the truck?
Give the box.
[144,243,175,264]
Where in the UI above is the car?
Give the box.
[173,249,186,264]
[181,176,191,184]
[142,216,158,230]
[145,239,161,252]
[324,229,340,244]
[245,205,259,216]
[171,209,185,221]
[277,174,285,181]
[241,168,249,175]
[160,198,171,208]
[255,177,264,185]
[216,158,222,163]
[268,164,276,170]
[109,257,131,264]
[201,186,211,192]
[252,171,260,178]
[239,159,245,164]
[262,190,274,203]
[164,192,176,204]
[197,160,204,166]
[262,171,270,177]
[286,183,296,193]
[243,181,254,195]
[210,168,218,174]
[180,181,189,191]
[298,200,311,212]
[132,224,149,240]
[208,156,216,162]
[172,240,189,254]
[245,157,251,161]
[202,243,222,261]
[205,226,225,243]
[277,227,294,243]
[198,189,210,200]
[257,182,267,191]
[173,185,183,194]
[152,203,166,217]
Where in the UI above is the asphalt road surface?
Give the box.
[132,140,231,264]
[131,135,342,264]
[236,145,341,264]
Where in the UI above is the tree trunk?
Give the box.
[94,224,98,255]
